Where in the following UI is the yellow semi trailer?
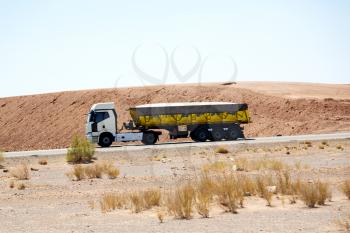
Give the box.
[86,102,250,147]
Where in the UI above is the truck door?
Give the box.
[95,110,116,133]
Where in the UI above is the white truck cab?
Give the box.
[86,102,143,147]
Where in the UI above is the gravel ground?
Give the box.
[0,139,349,233]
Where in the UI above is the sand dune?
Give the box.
[0,82,349,151]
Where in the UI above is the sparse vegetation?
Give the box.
[299,181,331,208]
[255,175,273,206]
[130,192,144,213]
[9,180,14,188]
[103,162,120,179]
[234,158,288,172]
[195,172,214,217]
[166,183,195,219]
[202,161,231,173]
[66,165,85,181]
[321,141,329,146]
[17,182,26,190]
[157,209,166,223]
[66,162,120,181]
[277,170,292,195]
[84,163,103,179]
[216,173,241,213]
[66,135,95,163]
[143,189,161,209]
[100,193,127,213]
[215,147,229,154]
[10,163,30,180]
[316,181,331,205]
[336,145,344,150]
[38,158,48,165]
[340,180,350,200]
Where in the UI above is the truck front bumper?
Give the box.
[86,133,99,143]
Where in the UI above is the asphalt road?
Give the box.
[4,132,350,158]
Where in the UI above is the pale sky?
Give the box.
[0,0,349,97]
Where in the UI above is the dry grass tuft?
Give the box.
[299,181,331,208]
[66,165,85,181]
[234,158,249,171]
[303,141,313,147]
[336,145,344,150]
[103,162,120,179]
[340,180,350,199]
[202,161,231,173]
[100,193,126,213]
[215,173,242,213]
[10,163,30,180]
[239,175,257,196]
[157,209,166,223]
[130,192,144,213]
[317,181,331,205]
[66,162,120,181]
[255,175,274,206]
[299,182,318,208]
[9,180,15,188]
[234,158,287,172]
[66,135,95,163]
[215,147,229,154]
[17,182,26,190]
[195,172,215,218]
[143,189,161,209]
[88,200,95,210]
[277,170,292,195]
[84,163,103,179]
[166,183,195,219]
[38,158,48,165]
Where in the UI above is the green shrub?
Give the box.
[66,135,95,163]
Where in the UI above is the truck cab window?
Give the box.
[95,112,110,123]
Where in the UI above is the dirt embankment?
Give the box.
[0,82,349,151]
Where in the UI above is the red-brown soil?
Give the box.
[0,82,349,151]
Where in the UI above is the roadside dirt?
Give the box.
[0,82,349,151]
[0,139,349,233]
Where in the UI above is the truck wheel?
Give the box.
[98,134,113,147]
[190,131,199,142]
[226,125,243,140]
[142,132,157,145]
[211,128,225,141]
[194,128,209,142]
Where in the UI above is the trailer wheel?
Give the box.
[211,127,225,141]
[142,132,157,145]
[226,124,243,140]
[194,128,209,142]
[98,133,113,147]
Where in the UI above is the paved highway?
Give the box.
[4,132,350,158]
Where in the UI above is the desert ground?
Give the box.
[0,82,349,151]
[1,138,350,233]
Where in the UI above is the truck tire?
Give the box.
[211,127,225,141]
[142,132,157,145]
[190,131,197,141]
[194,127,209,142]
[226,124,243,140]
[98,134,113,147]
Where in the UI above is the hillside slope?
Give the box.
[0,82,349,151]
